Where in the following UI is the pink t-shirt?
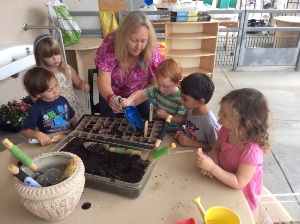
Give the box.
[94,32,163,98]
[218,127,264,211]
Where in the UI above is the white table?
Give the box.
[0,134,254,223]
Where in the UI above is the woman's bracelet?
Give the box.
[106,93,115,103]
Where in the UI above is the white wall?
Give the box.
[0,0,99,105]
[0,0,50,105]
[0,0,145,105]
[63,0,145,33]
[63,0,101,32]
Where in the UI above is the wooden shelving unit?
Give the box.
[165,22,219,77]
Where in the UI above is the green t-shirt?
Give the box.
[145,86,187,133]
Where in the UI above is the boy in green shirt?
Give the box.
[121,58,187,132]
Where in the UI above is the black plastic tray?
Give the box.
[71,115,165,150]
[52,136,155,198]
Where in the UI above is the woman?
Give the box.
[94,11,163,119]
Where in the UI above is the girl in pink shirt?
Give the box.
[195,88,270,211]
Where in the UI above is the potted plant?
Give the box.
[0,96,33,132]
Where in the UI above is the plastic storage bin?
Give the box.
[51,115,167,198]
[53,136,156,198]
[254,187,300,224]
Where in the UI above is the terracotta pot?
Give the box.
[12,152,85,222]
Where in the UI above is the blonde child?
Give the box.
[22,67,77,146]
[121,58,187,131]
[195,88,270,212]
[34,34,90,120]
[174,73,220,152]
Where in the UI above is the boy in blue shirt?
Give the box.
[22,67,77,146]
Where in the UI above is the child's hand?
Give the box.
[156,109,169,119]
[174,130,184,139]
[35,132,52,146]
[80,82,90,93]
[196,148,213,178]
[195,151,216,174]
[120,98,132,107]
[200,168,214,178]
[176,132,193,146]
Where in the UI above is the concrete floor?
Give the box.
[1,66,300,221]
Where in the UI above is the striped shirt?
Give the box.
[145,86,187,133]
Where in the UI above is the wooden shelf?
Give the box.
[167,32,217,39]
[168,49,215,57]
[182,67,213,77]
[165,22,219,77]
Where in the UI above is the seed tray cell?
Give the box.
[71,115,165,150]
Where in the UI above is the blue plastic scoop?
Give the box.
[125,106,144,132]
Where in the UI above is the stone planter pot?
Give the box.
[12,151,85,222]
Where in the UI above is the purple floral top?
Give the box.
[94,32,163,98]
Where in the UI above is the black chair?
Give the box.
[88,68,100,115]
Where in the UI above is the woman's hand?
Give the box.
[120,98,133,107]
[108,95,124,113]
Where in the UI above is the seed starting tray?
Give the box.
[70,115,165,150]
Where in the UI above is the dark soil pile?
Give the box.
[60,137,150,183]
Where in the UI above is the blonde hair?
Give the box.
[220,88,270,153]
[34,34,70,79]
[114,11,157,74]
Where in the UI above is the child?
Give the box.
[195,88,270,212]
[121,58,187,131]
[22,67,77,146]
[174,73,220,152]
[34,34,90,120]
